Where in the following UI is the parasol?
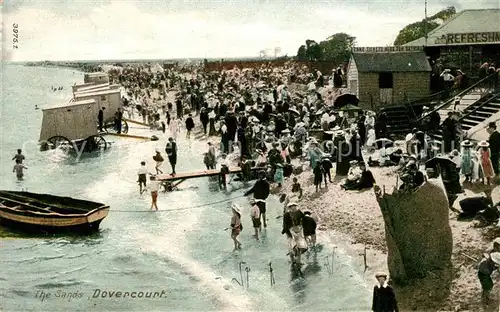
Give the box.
[334,93,359,109]
[289,108,300,116]
[425,156,455,170]
[337,104,362,111]
[374,138,394,149]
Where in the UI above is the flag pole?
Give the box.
[424,0,428,46]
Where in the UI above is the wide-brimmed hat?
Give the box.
[409,154,418,160]
[287,202,298,207]
[375,272,387,278]
[349,160,358,165]
[461,140,473,147]
[478,140,490,147]
[231,204,241,215]
[490,252,500,265]
[282,129,291,134]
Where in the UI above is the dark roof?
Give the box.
[352,52,432,72]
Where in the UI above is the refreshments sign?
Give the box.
[352,46,423,52]
[435,32,500,45]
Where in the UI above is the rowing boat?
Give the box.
[0,190,109,234]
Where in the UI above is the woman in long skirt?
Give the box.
[274,163,284,187]
[478,140,494,185]
[460,140,474,182]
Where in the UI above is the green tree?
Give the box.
[296,45,307,61]
[295,33,356,63]
[319,32,356,64]
[393,6,456,46]
[305,39,323,61]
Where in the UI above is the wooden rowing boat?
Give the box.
[0,190,109,234]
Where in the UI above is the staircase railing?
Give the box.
[414,73,498,125]
[460,93,500,122]
[405,90,445,107]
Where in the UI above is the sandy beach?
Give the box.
[279,153,500,311]
[122,75,499,311]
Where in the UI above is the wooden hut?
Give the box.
[347,47,432,110]
[39,100,97,141]
[73,84,120,97]
[73,89,121,121]
[72,83,95,94]
[84,72,109,84]
[38,99,108,152]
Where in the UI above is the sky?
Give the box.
[2,0,499,61]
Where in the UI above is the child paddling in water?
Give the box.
[250,199,261,241]
[143,175,160,211]
[13,159,27,180]
[230,205,242,250]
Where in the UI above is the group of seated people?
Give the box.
[341,160,376,191]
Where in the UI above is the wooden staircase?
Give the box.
[430,92,500,142]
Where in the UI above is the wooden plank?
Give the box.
[156,167,261,181]
[104,133,153,140]
[123,118,149,127]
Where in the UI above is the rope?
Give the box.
[109,194,246,212]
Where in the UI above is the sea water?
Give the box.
[0,64,373,311]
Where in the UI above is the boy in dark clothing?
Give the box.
[185,114,195,139]
[313,165,323,192]
[244,171,270,227]
[291,177,303,198]
[372,273,399,312]
[321,156,333,184]
[478,252,500,303]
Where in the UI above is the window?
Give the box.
[101,96,107,101]
[378,72,393,89]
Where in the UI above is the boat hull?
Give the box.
[0,206,109,234]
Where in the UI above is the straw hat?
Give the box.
[231,204,241,215]
[287,202,298,207]
[461,140,473,147]
[478,140,490,148]
[282,129,291,134]
[349,160,358,165]
[375,272,387,278]
[490,252,500,265]
[409,154,418,160]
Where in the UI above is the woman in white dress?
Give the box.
[169,118,180,140]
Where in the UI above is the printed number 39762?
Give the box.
[13,23,19,49]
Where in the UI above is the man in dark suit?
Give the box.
[487,122,500,177]
[372,272,399,312]
[165,137,177,175]
[98,107,105,131]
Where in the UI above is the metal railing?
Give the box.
[460,93,500,122]
[414,73,498,125]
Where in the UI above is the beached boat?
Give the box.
[0,190,109,234]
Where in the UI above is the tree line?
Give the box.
[295,6,456,64]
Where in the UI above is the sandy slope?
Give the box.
[279,156,500,311]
